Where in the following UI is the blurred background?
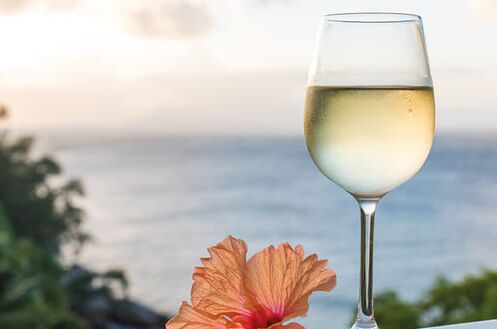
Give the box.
[0,1,496,329]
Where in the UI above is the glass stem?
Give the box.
[354,198,379,329]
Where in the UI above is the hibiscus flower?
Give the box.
[166,236,336,329]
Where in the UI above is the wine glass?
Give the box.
[304,13,434,329]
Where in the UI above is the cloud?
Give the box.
[0,0,79,14]
[255,0,295,5]
[0,0,30,13]
[43,0,79,11]
[0,0,213,38]
[466,0,497,26]
[125,0,214,39]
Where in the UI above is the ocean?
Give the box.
[40,132,497,328]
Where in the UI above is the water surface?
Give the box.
[41,133,497,328]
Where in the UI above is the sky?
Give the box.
[0,0,496,135]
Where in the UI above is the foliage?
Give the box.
[0,132,128,329]
[373,291,420,329]
[0,207,88,329]
[421,272,497,326]
[0,135,89,253]
[0,105,8,120]
[352,270,497,329]
[65,265,129,310]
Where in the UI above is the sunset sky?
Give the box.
[1,0,497,134]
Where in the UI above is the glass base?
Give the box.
[351,319,379,329]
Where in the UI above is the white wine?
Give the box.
[304,86,435,197]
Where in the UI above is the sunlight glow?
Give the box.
[0,0,495,133]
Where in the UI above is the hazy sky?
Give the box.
[1,0,496,134]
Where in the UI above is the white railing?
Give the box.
[422,320,497,329]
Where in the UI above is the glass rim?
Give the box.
[323,12,421,23]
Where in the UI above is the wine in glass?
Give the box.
[304,13,435,329]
